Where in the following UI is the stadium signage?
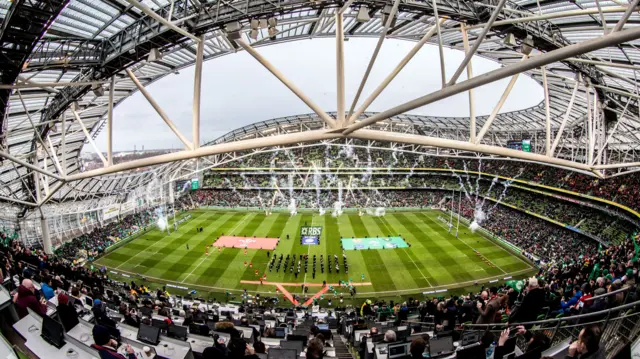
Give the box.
[166,284,189,290]
[174,214,192,226]
[103,206,120,221]
[300,226,322,236]
[423,289,448,295]
[301,236,319,245]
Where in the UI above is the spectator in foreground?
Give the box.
[566,326,604,359]
[227,338,259,359]
[510,277,545,324]
[13,279,47,318]
[306,338,325,359]
[253,341,266,354]
[410,338,426,359]
[91,325,135,359]
[56,293,79,331]
[384,330,397,343]
[476,294,508,324]
[495,326,550,359]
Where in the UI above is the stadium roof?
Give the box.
[2,0,640,213]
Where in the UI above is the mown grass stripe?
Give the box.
[417,213,503,278]
[161,213,246,282]
[395,213,478,283]
[371,216,432,288]
[347,214,396,292]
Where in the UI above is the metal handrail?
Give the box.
[462,298,640,328]
[583,286,630,302]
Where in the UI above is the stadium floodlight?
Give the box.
[503,33,516,47]
[521,35,534,55]
[91,83,104,97]
[250,29,259,40]
[225,22,242,40]
[251,19,259,30]
[267,17,277,27]
[268,27,278,38]
[259,19,268,29]
[147,48,163,62]
[356,6,370,22]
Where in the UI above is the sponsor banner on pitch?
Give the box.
[342,236,409,250]
[301,236,320,245]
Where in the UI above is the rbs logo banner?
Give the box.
[300,227,322,245]
[300,226,323,236]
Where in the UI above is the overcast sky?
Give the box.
[94,38,543,152]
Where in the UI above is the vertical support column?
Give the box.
[107,76,115,165]
[41,217,52,255]
[193,35,205,149]
[432,0,446,88]
[169,181,175,204]
[33,166,52,254]
[460,24,476,143]
[61,113,66,173]
[586,86,593,164]
[542,67,551,155]
[336,13,346,126]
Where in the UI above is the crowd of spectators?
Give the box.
[1,194,639,358]
[185,183,637,249]
[210,143,640,212]
[55,210,155,261]
[2,228,633,359]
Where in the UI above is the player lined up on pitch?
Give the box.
[265,252,349,279]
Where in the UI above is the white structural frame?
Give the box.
[2,0,640,223]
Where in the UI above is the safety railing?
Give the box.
[459,299,640,359]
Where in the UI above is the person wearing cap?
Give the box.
[91,325,135,359]
[57,293,79,331]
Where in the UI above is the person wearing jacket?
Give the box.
[226,337,260,359]
[566,325,605,359]
[476,294,507,324]
[56,293,79,331]
[494,326,550,359]
[13,279,47,318]
[560,287,583,313]
[91,325,135,359]
[510,278,546,324]
[40,276,55,300]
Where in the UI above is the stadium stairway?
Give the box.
[334,335,355,359]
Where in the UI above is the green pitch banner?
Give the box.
[300,226,323,236]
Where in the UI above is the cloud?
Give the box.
[93,38,542,152]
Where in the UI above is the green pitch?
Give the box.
[94,209,535,298]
